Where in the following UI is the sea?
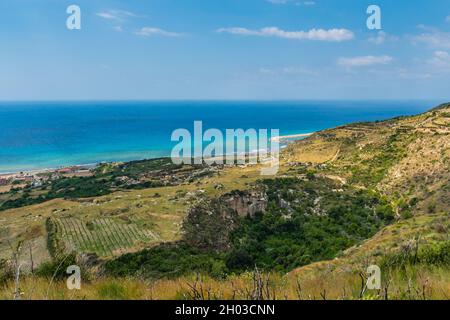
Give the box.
[0,100,440,173]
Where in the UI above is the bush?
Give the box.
[97,281,127,300]
[382,241,450,270]
[0,259,13,285]
[104,243,225,279]
[35,254,77,280]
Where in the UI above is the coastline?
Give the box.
[0,163,98,179]
[271,132,314,143]
[0,100,431,178]
[0,132,315,178]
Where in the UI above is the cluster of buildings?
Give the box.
[0,165,94,190]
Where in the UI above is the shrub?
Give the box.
[97,281,127,300]
[382,241,450,270]
[35,254,77,280]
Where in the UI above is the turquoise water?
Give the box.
[0,100,438,173]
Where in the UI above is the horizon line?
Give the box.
[0,98,445,103]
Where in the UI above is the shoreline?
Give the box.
[0,163,98,179]
[271,132,314,143]
[0,132,315,178]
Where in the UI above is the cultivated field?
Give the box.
[52,217,158,257]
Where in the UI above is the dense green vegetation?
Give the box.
[46,217,61,259]
[226,178,394,271]
[101,157,180,179]
[105,243,226,279]
[382,241,450,271]
[36,254,78,280]
[105,177,395,279]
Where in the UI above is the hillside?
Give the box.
[283,102,450,215]
[0,164,265,270]
[0,103,449,299]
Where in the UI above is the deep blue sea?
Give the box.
[0,101,439,173]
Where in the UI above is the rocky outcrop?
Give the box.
[221,189,268,218]
[182,188,268,252]
[183,198,238,252]
[76,253,100,268]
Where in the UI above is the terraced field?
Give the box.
[52,217,159,257]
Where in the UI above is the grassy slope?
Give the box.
[281,103,450,298]
[3,213,447,300]
[283,102,450,214]
[288,212,449,275]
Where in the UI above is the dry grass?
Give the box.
[283,138,340,164]
[2,265,448,300]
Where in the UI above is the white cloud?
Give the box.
[395,51,450,80]
[267,0,289,3]
[338,55,393,67]
[368,31,399,45]
[96,10,138,22]
[217,27,354,42]
[428,51,450,69]
[412,31,450,49]
[135,27,183,37]
[96,12,117,20]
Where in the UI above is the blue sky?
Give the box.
[0,0,449,100]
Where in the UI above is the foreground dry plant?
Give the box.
[1,266,448,300]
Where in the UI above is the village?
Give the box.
[0,165,94,193]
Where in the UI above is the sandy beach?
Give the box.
[271,132,314,143]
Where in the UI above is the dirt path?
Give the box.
[328,145,341,163]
